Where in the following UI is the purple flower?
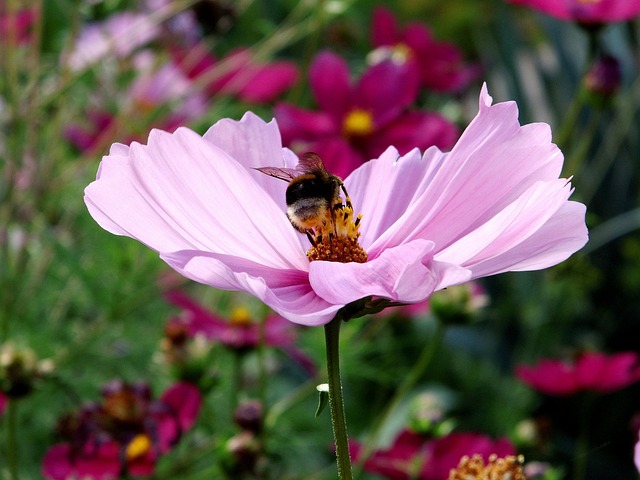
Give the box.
[172,44,299,104]
[42,381,201,479]
[507,0,640,24]
[84,84,588,327]
[350,429,515,480]
[516,351,640,395]
[370,7,480,93]
[275,51,458,178]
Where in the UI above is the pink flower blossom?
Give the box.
[275,51,458,178]
[65,12,160,70]
[516,351,640,395]
[0,391,6,415]
[42,381,201,480]
[370,7,480,93]
[350,429,515,480]
[84,84,588,327]
[507,0,640,24]
[173,44,298,104]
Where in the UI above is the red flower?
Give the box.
[172,44,298,104]
[42,381,201,480]
[351,429,515,480]
[516,351,640,395]
[370,7,480,93]
[507,0,640,24]
[275,51,458,178]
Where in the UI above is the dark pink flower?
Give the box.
[173,44,298,104]
[516,351,640,395]
[0,391,7,415]
[165,290,316,375]
[0,8,35,44]
[165,290,297,351]
[507,0,640,24]
[351,429,515,480]
[370,7,480,93]
[42,381,201,480]
[275,51,458,178]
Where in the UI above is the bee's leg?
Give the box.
[305,230,316,247]
[340,184,352,209]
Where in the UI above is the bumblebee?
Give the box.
[255,152,348,234]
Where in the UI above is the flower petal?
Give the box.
[202,111,298,207]
[85,126,307,271]
[309,51,351,121]
[309,239,468,306]
[161,250,340,326]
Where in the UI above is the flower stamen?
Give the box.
[306,196,368,263]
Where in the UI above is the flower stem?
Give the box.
[324,316,353,480]
[6,399,19,480]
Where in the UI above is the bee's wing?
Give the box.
[297,152,326,174]
[254,166,298,182]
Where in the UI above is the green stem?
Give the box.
[573,395,594,480]
[324,316,353,480]
[355,321,446,474]
[6,399,19,480]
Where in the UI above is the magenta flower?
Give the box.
[350,429,515,480]
[0,391,6,416]
[173,44,299,104]
[275,51,458,178]
[165,290,297,350]
[507,0,640,24]
[0,8,35,44]
[516,351,640,395]
[42,380,201,480]
[370,6,480,93]
[84,84,588,327]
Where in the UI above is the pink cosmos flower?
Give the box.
[173,44,299,104]
[370,7,480,93]
[42,381,201,480]
[0,391,6,416]
[507,0,640,24]
[65,12,160,70]
[275,51,458,178]
[165,290,317,375]
[84,84,588,327]
[516,351,640,395]
[350,429,515,480]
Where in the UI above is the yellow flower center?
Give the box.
[306,196,368,263]
[342,109,374,138]
[367,43,413,65]
[230,307,252,326]
[126,434,152,460]
[577,0,600,3]
[448,454,526,480]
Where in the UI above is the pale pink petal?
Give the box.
[202,112,298,207]
[635,434,640,473]
[161,250,340,326]
[365,84,568,255]
[85,126,307,271]
[309,240,467,306]
[435,179,574,267]
[463,201,587,278]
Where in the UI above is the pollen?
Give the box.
[126,434,152,460]
[306,197,368,263]
[342,109,374,138]
[448,454,526,480]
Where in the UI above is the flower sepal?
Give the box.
[336,296,408,321]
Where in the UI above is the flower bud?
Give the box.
[233,400,263,433]
[583,55,622,106]
[0,342,53,398]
